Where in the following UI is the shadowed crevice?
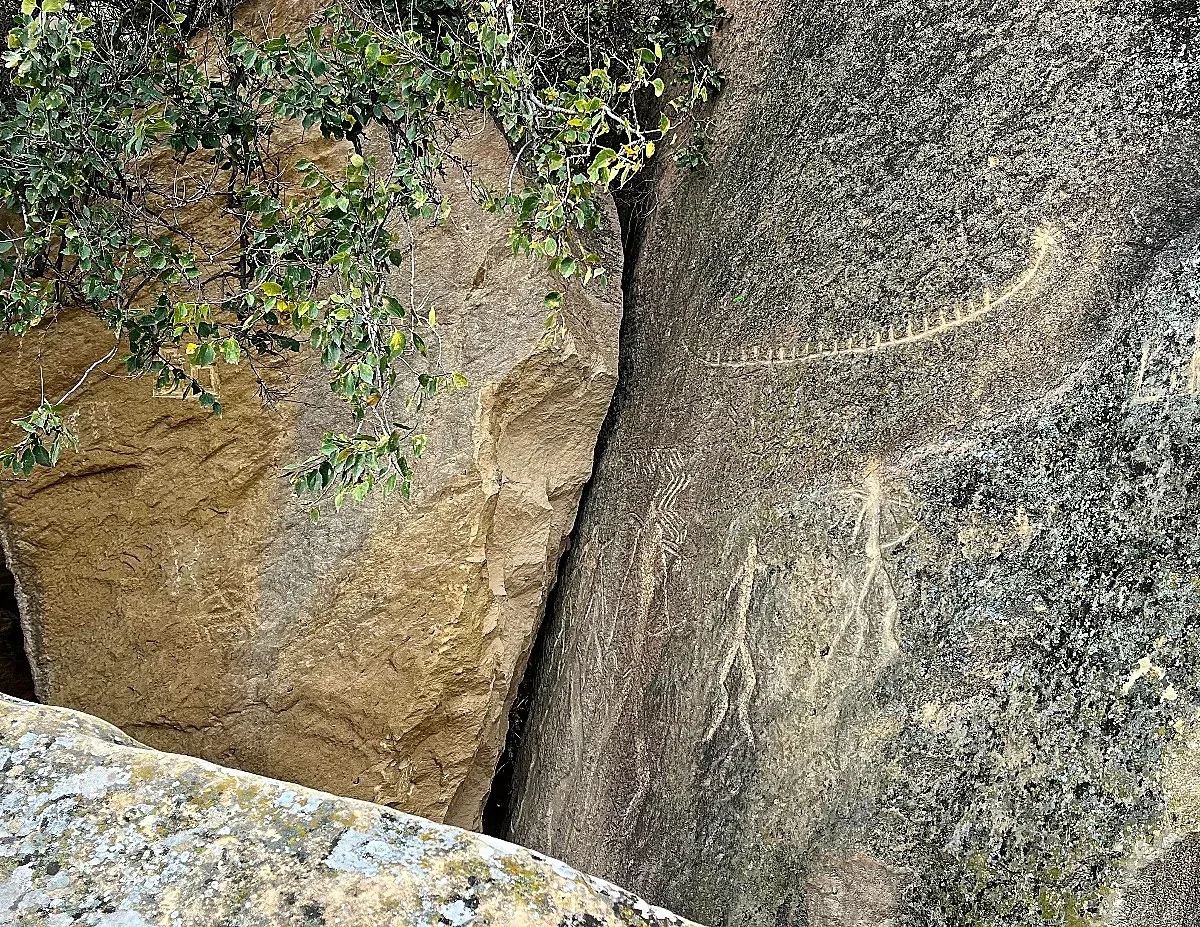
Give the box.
[0,555,36,701]
[481,182,650,839]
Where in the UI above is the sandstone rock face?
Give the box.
[506,0,1200,923]
[0,694,697,927]
[0,112,621,828]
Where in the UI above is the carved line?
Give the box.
[1131,320,1200,406]
[1189,323,1200,395]
[646,449,690,559]
[558,446,695,850]
[704,537,759,746]
[697,227,1060,371]
[801,467,913,709]
[848,469,903,663]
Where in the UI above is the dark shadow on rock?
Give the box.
[0,556,36,701]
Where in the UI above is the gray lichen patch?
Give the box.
[871,229,1200,926]
[0,695,699,927]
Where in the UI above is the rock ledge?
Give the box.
[0,696,697,927]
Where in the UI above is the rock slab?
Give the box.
[0,694,699,927]
[506,0,1200,923]
[0,112,621,828]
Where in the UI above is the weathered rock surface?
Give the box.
[0,104,621,827]
[0,694,698,927]
[1104,729,1200,926]
[506,0,1200,924]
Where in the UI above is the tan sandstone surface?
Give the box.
[0,95,622,825]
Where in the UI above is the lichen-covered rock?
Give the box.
[505,0,1200,923]
[0,106,621,828]
[1102,729,1200,926]
[0,695,698,927]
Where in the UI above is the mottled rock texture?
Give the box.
[0,98,621,826]
[0,695,697,927]
[505,0,1200,924]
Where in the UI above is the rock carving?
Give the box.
[1131,320,1200,406]
[697,226,1060,371]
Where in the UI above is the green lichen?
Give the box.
[874,336,1200,926]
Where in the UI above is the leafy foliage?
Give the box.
[0,0,720,514]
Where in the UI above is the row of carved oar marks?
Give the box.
[696,226,1060,371]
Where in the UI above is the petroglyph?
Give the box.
[1190,334,1200,396]
[1132,320,1200,405]
[697,227,1060,371]
[153,346,221,399]
[704,537,759,746]
[586,447,691,704]
[803,465,914,706]
[191,588,254,650]
[644,449,691,561]
[547,448,694,857]
[368,733,418,808]
[199,588,241,625]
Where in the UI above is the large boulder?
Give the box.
[0,694,697,927]
[505,0,1200,923]
[0,109,621,828]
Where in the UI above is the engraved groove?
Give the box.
[697,227,1060,371]
[704,537,759,746]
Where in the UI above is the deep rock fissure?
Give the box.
[0,553,36,701]
[481,344,627,838]
[481,186,650,838]
[480,588,547,837]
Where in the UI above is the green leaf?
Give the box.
[589,147,617,173]
[195,343,216,367]
[0,0,722,511]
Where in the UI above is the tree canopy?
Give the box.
[0,0,720,516]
